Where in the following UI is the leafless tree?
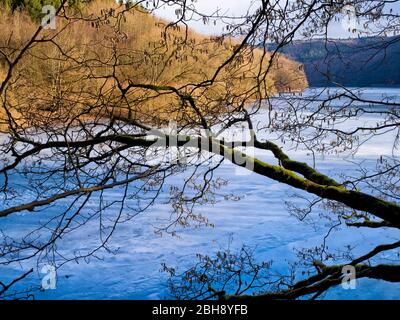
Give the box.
[0,0,399,299]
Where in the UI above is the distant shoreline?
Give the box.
[308,85,400,89]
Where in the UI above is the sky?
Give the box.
[154,0,255,35]
[153,0,400,39]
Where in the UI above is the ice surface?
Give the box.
[0,88,399,300]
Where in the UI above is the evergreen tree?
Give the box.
[0,0,83,20]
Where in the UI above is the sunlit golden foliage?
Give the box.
[0,0,307,130]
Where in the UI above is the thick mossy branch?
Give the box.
[229,263,400,300]
[221,144,400,225]
[2,133,400,225]
[347,220,399,229]
[230,240,400,300]
[277,242,400,299]
[254,139,341,187]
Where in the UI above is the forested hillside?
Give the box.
[0,0,307,130]
[269,36,400,87]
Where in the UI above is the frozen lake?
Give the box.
[0,88,399,299]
